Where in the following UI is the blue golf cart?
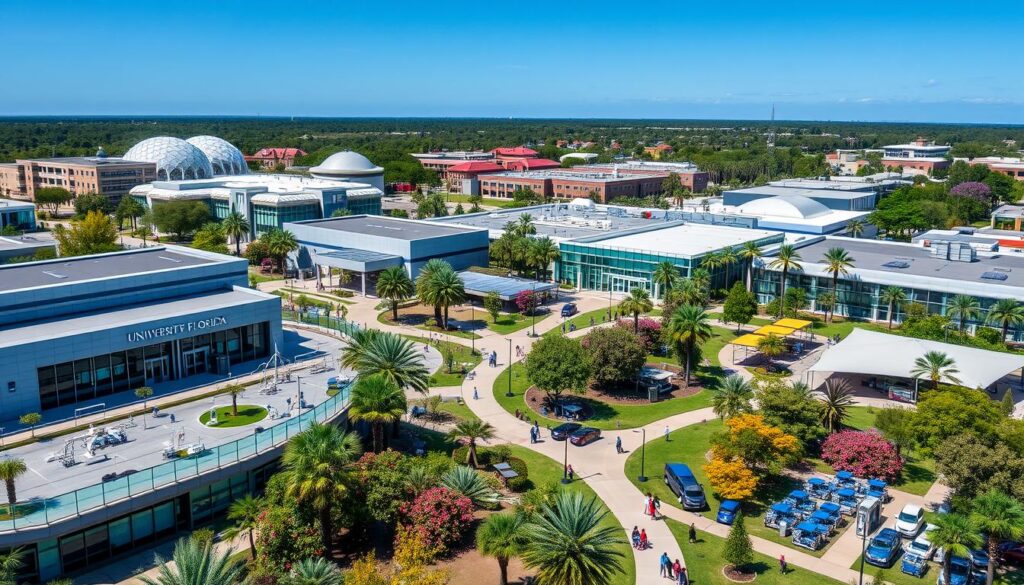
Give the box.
[832,487,860,515]
[866,478,889,502]
[764,503,797,532]
[805,477,833,500]
[784,490,817,515]
[717,500,741,525]
[901,551,927,578]
[792,521,827,551]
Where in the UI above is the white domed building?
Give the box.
[122,137,215,181]
[186,136,248,176]
[309,151,385,191]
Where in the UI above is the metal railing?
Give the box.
[282,310,362,337]
[0,385,351,533]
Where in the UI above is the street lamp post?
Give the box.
[506,338,513,397]
[857,516,868,585]
[470,300,476,354]
[531,283,537,337]
[561,434,571,484]
[633,428,647,482]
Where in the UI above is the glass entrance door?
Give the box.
[610,275,648,293]
[182,347,209,377]
[144,356,169,384]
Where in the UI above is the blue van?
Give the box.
[664,463,706,510]
[560,303,578,318]
[717,500,741,525]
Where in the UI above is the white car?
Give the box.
[904,523,937,559]
[894,503,925,538]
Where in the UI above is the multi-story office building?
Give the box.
[964,156,1024,181]
[753,236,1024,339]
[580,161,710,193]
[0,153,154,203]
[880,138,951,174]
[478,170,666,203]
[131,174,383,240]
[244,147,307,169]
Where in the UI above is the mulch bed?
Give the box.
[722,565,757,582]
[521,374,704,419]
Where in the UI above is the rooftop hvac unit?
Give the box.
[931,240,976,262]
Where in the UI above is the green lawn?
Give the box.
[400,334,482,387]
[624,420,846,558]
[708,312,774,327]
[441,193,518,208]
[248,269,284,284]
[666,520,845,585]
[198,405,268,428]
[504,445,636,585]
[435,399,480,422]
[486,311,550,335]
[492,363,713,430]
[543,306,618,337]
[848,555,1024,585]
[378,311,482,340]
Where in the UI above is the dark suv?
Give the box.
[551,422,582,440]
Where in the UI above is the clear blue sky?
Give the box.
[3,0,1022,123]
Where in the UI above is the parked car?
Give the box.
[997,541,1024,567]
[569,427,601,446]
[551,422,582,441]
[937,556,973,585]
[717,500,741,525]
[894,503,925,538]
[560,303,578,317]
[904,523,937,560]
[664,463,706,510]
[865,528,902,568]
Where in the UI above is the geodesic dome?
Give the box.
[187,135,248,176]
[123,137,214,181]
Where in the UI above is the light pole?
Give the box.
[857,515,868,585]
[633,428,647,482]
[531,283,537,337]
[506,338,513,397]
[470,300,476,354]
[561,434,571,484]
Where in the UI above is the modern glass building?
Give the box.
[555,222,784,296]
[0,199,36,230]
[130,174,383,240]
[753,236,1024,340]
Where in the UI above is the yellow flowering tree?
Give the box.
[704,456,758,500]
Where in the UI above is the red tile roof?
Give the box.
[447,161,504,173]
[249,147,307,159]
[491,146,538,157]
[514,158,561,169]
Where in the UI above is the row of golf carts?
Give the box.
[762,471,890,552]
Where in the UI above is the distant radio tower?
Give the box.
[767,104,776,150]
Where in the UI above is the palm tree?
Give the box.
[515,213,536,236]
[739,241,763,292]
[816,378,855,433]
[430,267,467,329]
[719,247,738,286]
[265,229,298,275]
[821,247,855,323]
[285,558,344,585]
[340,329,429,394]
[281,423,362,555]
[846,219,865,238]
[0,458,27,511]
[0,548,25,585]
[441,465,500,507]
[789,380,813,399]
[448,419,496,468]
[987,298,1024,342]
[880,286,907,329]
[521,492,625,585]
[665,304,713,387]
[971,489,1024,585]
[416,258,452,325]
[223,495,262,560]
[768,244,802,318]
[931,513,983,585]
[477,513,529,585]
[529,237,560,281]
[138,537,243,585]
[618,287,653,333]
[376,266,415,321]
[136,224,153,247]
[757,334,787,372]
[911,351,961,389]
[222,383,244,417]
[711,375,753,419]
[946,294,981,336]
[221,211,250,256]
[349,374,407,453]
[652,261,679,299]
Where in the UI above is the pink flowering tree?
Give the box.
[515,290,540,315]
[617,317,662,353]
[821,430,904,481]
[949,181,992,204]
[400,486,475,555]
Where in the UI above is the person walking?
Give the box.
[648,496,658,519]
[644,493,653,516]
[567,464,575,481]
[472,386,479,400]
[632,526,641,549]
[688,522,697,544]
[660,552,671,577]
[676,563,688,585]
[778,554,788,575]
[615,435,623,453]
[639,528,649,550]
[664,425,671,441]
[653,495,662,519]
[672,559,683,582]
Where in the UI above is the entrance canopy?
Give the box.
[458,271,557,301]
[313,248,402,273]
[809,328,1024,389]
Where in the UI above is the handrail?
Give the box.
[0,383,352,534]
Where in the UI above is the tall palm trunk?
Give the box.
[746,264,753,292]
[1002,322,1010,342]
[684,340,693,387]
[467,442,478,468]
[434,304,443,327]
[987,534,997,585]
[234,236,241,257]
[633,312,639,333]
[887,301,895,329]
[498,557,510,585]
[4,479,15,507]
[248,528,257,560]
[830,275,839,323]
[443,305,450,330]
[372,422,384,453]
[319,506,333,557]
[778,267,789,318]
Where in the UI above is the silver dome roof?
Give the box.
[310,151,383,177]
[186,135,248,176]
[123,137,214,181]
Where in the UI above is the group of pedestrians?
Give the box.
[643,492,662,520]
[659,552,688,584]
[487,350,498,367]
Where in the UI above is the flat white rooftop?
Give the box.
[582,223,780,258]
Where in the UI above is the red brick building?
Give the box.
[581,162,709,193]
[491,146,539,168]
[444,161,504,192]
[245,148,307,169]
[478,170,666,203]
[505,158,561,171]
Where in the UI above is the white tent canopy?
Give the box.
[809,328,1024,389]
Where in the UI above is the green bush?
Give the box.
[331,289,354,298]
[506,456,530,492]
[975,327,1004,346]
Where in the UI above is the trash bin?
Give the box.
[648,387,660,403]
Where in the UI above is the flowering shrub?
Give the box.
[515,290,539,315]
[705,456,758,500]
[400,486,474,555]
[616,317,662,353]
[949,181,991,203]
[253,505,323,573]
[821,430,904,481]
